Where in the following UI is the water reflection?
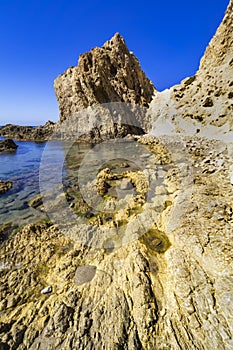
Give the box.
[0,140,92,226]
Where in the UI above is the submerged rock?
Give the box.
[0,223,17,244]
[28,195,43,209]
[0,180,13,194]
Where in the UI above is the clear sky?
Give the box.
[0,0,229,125]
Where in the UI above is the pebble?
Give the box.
[74,265,97,286]
[40,286,52,294]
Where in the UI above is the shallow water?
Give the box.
[0,139,92,226]
[0,136,189,228]
[0,138,155,227]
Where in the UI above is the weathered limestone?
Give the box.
[54,33,156,132]
[0,121,55,141]
[0,139,18,152]
[0,136,232,349]
[0,1,232,349]
[149,0,233,136]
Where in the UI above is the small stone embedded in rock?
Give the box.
[40,286,52,294]
[74,265,97,286]
[120,178,133,190]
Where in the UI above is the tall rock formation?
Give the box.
[54,33,155,128]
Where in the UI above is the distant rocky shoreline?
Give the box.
[0,121,55,142]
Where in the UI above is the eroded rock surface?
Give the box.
[0,136,233,349]
[0,139,18,152]
[54,32,155,131]
[0,2,233,349]
[149,0,233,136]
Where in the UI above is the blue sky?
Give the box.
[0,0,229,125]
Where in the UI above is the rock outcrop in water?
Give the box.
[54,33,155,129]
[0,139,18,152]
[0,180,13,194]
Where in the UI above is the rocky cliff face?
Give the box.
[54,33,155,130]
[149,0,233,137]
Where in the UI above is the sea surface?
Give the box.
[0,138,93,226]
[0,136,186,228]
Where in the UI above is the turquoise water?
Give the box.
[0,137,178,228]
[0,139,92,226]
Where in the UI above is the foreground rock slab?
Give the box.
[0,136,232,349]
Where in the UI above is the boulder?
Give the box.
[0,139,18,152]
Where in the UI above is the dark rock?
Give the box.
[0,139,18,152]
[0,342,10,350]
